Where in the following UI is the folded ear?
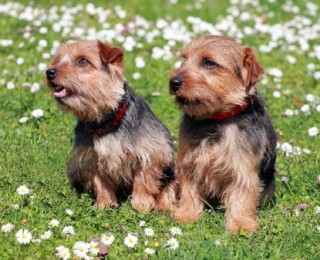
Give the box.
[98,41,123,68]
[243,47,264,90]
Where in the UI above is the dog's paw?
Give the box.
[226,218,259,233]
[131,195,156,213]
[96,199,119,209]
[172,209,201,223]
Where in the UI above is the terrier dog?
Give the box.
[169,35,277,232]
[46,40,175,212]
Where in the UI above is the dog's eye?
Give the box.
[202,59,218,69]
[76,58,89,67]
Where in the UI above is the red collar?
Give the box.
[86,101,129,136]
[211,95,256,120]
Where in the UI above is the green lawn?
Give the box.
[0,0,319,259]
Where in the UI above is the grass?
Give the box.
[0,0,320,259]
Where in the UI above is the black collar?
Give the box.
[84,83,129,136]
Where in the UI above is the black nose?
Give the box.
[46,69,57,80]
[170,77,183,92]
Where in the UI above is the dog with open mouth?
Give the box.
[169,35,277,233]
[46,40,176,212]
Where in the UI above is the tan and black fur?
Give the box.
[169,35,277,232]
[46,40,176,212]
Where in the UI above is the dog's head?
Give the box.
[169,35,263,118]
[46,40,125,122]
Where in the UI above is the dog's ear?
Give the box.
[98,41,123,68]
[243,47,264,90]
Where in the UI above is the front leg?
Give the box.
[131,166,161,213]
[173,177,204,223]
[223,174,262,233]
[93,174,118,209]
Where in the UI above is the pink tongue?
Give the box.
[54,88,67,98]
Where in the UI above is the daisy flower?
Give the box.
[166,238,179,249]
[88,241,99,255]
[16,229,32,244]
[132,72,141,80]
[73,241,89,258]
[139,220,146,227]
[55,246,71,260]
[31,109,44,119]
[135,56,145,68]
[169,226,182,236]
[1,223,15,233]
[101,232,115,246]
[65,209,73,216]
[144,228,155,237]
[62,226,75,236]
[16,185,30,195]
[151,92,161,97]
[19,117,29,124]
[48,219,59,228]
[40,230,52,240]
[301,104,310,114]
[273,91,281,98]
[12,204,19,210]
[145,247,155,255]
[124,233,138,248]
[7,81,14,90]
[214,239,222,246]
[308,127,319,137]
[314,206,320,215]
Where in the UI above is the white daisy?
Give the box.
[16,57,24,65]
[166,238,179,249]
[88,241,99,255]
[1,223,15,233]
[16,229,32,244]
[169,227,182,236]
[31,109,44,119]
[132,72,141,80]
[305,94,315,102]
[7,81,14,90]
[135,56,145,68]
[101,232,115,246]
[139,220,146,227]
[73,241,89,258]
[16,185,30,195]
[273,91,281,98]
[19,117,29,124]
[144,228,154,237]
[314,206,320,215]
[40,230,52,240]
[55,246,71,260]
[30,83,40,93]
[145,247,155,255]
[124,233,138,248]
[308,127,319,137]
[48,219,59,228]
[65,209,73,216]
[214,239,222,246]
[301,104,310,114]
[62,226,75,236]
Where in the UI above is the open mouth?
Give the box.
[51,85,69,99]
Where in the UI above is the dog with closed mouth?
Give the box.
[169,35,277,232]
[46,40,176,212]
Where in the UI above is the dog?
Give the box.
[46,40,175,212]
[169,35,277,232]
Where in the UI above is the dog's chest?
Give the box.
[93,134,136,176]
